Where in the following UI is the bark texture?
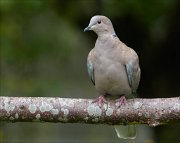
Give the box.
[0,96,179,126]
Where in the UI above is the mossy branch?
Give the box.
[0,96,180,126]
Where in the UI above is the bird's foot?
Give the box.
[116,95,126,108]
[92,95,107,107]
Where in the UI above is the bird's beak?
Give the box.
[84,26,91,32]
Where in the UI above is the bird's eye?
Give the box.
[97,20,101,24]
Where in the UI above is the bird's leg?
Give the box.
[116,95,126,108]
[92,95,107,107]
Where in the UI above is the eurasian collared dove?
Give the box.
[84,15,141,139]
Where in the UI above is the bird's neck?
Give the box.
[95,34,117,51]
[97,33,116,40]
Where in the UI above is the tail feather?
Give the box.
[114,125,136,139]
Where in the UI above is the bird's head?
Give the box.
[84,15,116,36]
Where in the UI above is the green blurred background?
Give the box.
[0,0,180,143]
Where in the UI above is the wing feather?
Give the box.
[125,58,140,93]
[87,50,95,85]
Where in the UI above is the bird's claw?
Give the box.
[116,95,126,108]
[92,95,107,107]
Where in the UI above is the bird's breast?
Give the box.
[94,55,131,96]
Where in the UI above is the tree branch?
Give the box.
[0,96,179,126]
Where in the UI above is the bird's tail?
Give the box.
[114,125,136,139]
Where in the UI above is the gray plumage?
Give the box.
[84,15,141,139]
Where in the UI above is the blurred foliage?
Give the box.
[0,0,180,143]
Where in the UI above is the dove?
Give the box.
[84,15,141,139]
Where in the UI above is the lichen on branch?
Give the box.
[0,96,180,126]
